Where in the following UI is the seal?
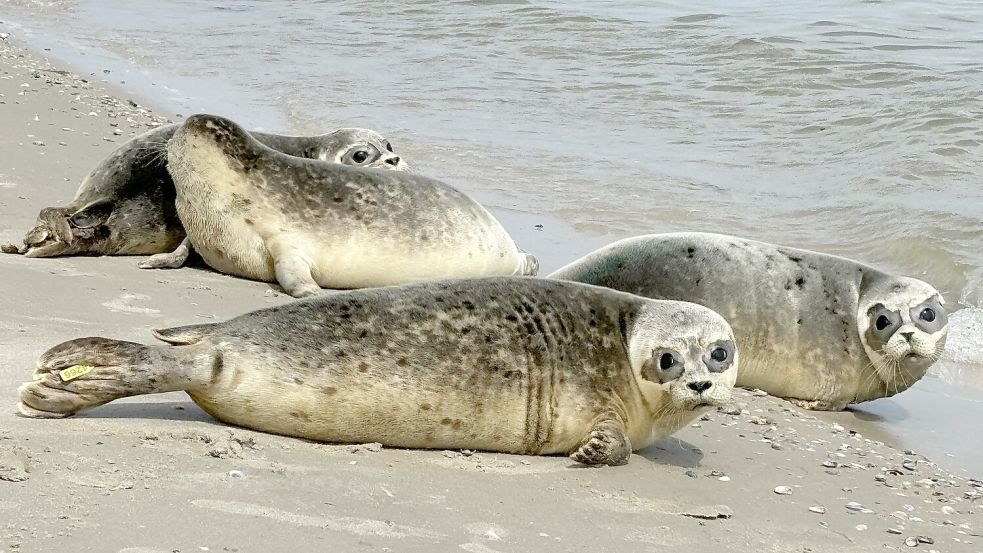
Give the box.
[16,277,737,466]
[165,114,538,297]
[549,232,948,410]
[4,121,407,259]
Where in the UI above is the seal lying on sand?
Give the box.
[3,122,406,259]
[164,114,538,297]
[549,232,948,411]
[17,278,737,466]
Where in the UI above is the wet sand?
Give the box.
[0,35,981,553]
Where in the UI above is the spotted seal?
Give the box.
[17,277,736,466]
[549,232,948,410]
[3,122,406,260]
[164,114,538,297]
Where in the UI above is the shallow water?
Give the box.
[1,0,981,472]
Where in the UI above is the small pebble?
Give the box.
[855,524,868,531]
[941,506,957,516]
[832,424,845,432]
[718,476,730,482]
[845,502,865,511]
[904,537,918,547]
[808,506,826,514]
[685,470,697,478]
[902,460,917,471]
[917,536,934,545]
[822,460,838,468]
[774,486,793,495]
[228,470,244,478]
[888,527,904,535]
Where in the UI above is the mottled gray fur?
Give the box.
[17,278,735,466]
[549,232,948,410]
[6,122,404,258]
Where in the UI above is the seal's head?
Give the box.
[857,275,948,394]
[311,128,407,172]
[631,302,738,412]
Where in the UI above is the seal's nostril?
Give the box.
[900,331,914,341]
[687,381,712,393]
[385,156,400,166]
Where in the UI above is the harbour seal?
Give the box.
[3,122,406,259]
[16,277,737,466]
[165,114,538,297]
[549,232,948,411]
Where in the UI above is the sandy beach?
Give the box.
[0,33,981,553]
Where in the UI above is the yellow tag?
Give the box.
[59,365,95,382]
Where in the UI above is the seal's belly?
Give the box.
[187,356,593,455]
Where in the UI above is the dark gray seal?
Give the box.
[3,122,406,259]
[549,232,949,410]
[17,277,736,466]
[165,114,539,297]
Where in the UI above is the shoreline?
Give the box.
[0,30,981,553]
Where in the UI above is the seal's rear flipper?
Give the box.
[152,323,218,345]
[17,337,204,418]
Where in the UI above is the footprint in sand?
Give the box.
[0,444,31,482]
[102,293,160,316]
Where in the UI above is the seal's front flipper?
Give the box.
[17,337,205,418]
[274,254,322,298]
[570,418,632,466]
[139,237,192,269]
[786,397,849,411]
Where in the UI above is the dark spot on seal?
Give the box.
[209,352,224,385]
[462,300,476,310]
[461,326,472,335]
[323,386,337,396]
[687,247,695,258]
[244,218,253,226]
[505,314,518,322]
[293,377,305,386]
[440,417,452,425]
[397,357,408,367]
[797,319,803,325]
[333,196,343,203]
[420,403,432,411]
[359,329,368,338]
[795,277,805,288]
[358,362,369,373]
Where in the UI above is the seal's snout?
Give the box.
[687,380,713,394]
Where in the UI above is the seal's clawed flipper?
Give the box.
[273,254,322,298]
[139,237,192,269]
[570,419,632,466]
[786,397,849,411]
[17,337,204,418]
[152,323,219,345]
[21,207,74,257]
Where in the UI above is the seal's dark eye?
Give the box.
[352,150,369,163]
[710,347,728,362]
[385,142,394,152]
[875,315,891,331]
[659,353,676,370]
[919,307,936,322]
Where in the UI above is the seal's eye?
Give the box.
[710,347,727,362]
[352,150,370,164]
[659,353,676,370]
[875,315,892,331]
[919,307,936,322]
[385,142,394,152]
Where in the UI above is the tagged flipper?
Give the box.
[152,323,219,345]
[139,237,192,269]
[17,336,204,418]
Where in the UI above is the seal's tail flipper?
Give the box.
[17,337,205,418]
[152,323,219,345]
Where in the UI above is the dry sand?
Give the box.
[0,34,981,553]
